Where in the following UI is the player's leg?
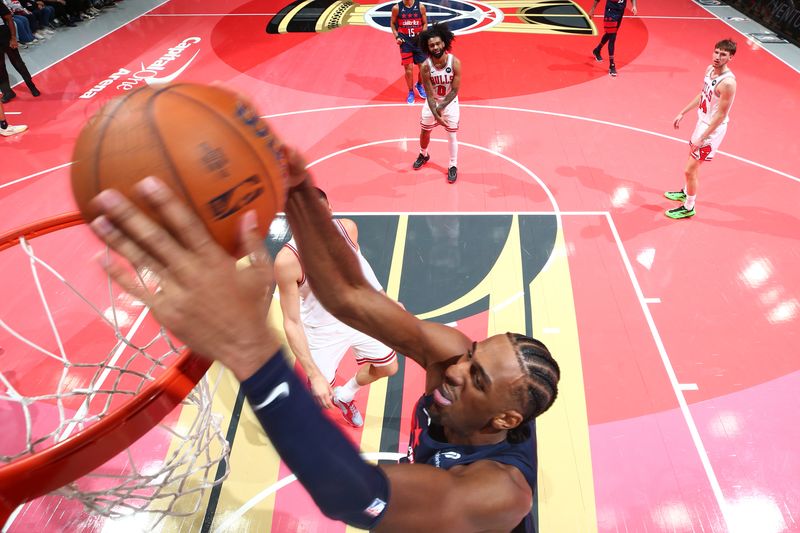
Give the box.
[334,334,398,416]
[0,100,27,136]
[401,46,416,104]
[593,33,610,60]
[606,17,621,76]
[443,102,460,183]
[414,106,434,169]
[666,156,700,219]
[413,50,427,98]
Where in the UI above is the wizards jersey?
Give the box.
[402,394,538,532]
[395,0,424,39]
[605,0,627,15]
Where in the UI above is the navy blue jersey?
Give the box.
[395,0,424,40]
[605,0,627,16]
[402,394,538,533]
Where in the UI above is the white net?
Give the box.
[0,219,230,525]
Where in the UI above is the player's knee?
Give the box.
[372,359,398,378]
[383,359,399,377]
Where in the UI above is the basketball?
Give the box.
[70,83,287,255]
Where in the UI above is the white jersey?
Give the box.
[284,219,383,328]
[698,66,735,125]
[427,54,457,103]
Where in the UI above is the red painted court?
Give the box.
[1,0,799,531]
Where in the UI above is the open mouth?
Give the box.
[433,385,453,406]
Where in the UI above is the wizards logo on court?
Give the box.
[266,0,595,36]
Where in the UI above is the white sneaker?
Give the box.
[1,124,28,137]
[44,28,55,34]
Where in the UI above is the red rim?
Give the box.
[0,212,210,524]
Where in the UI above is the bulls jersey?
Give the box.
[395,0,424,39]
[698,67,735,125]
[283,220,383,328]
[402,394,538,533]
[426,54,457,102]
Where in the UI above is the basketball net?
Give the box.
[0,213,230,527]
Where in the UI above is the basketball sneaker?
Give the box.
[413,153,430,169]
[592,48,602,61]
[332,387,363,428]
[406,90,415,104]
[415,82,427,99]
[0,124,28,137]
[447,166,457,183]
[609,64,617,77]
[665,205,695,219]
[664,190,687,202]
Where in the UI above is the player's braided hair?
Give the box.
[505,333,560,444]
[419,22,456,54]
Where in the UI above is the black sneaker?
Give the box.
[28,84,40,97]
[1,90,16,104]
[413,153,430,170]
[447,166,457,183]
[609,64,617,77]
[592,48,602,61]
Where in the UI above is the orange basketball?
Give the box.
[71,83,287,255]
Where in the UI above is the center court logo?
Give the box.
[266,0,594,36]
[79,37,201,99]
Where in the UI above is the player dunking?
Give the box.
[412,23,461,184]
[391,0,427,104]
[88,145,561,532]
[665,39,737,219]
[590,0,638,77]
[275,188,398,426]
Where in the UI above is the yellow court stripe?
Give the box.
[530,229,598,533]
[202,301,290,532]
[346,215,408,533]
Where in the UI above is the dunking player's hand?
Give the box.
[88,178,279,381]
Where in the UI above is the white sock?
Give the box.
[335,377,361,403]
[684,194,696,210]
[448,132,458,167]
[421,148,428,157]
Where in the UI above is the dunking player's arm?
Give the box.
[275,249,334,408]
[284,150,470,376]
[87,158,533,531]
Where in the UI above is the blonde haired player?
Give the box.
[665,39,737,219]
[274,187,398,427]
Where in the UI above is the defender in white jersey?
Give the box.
[274,188,397,427]
[665,39,737,219]
[412,23,462,184]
